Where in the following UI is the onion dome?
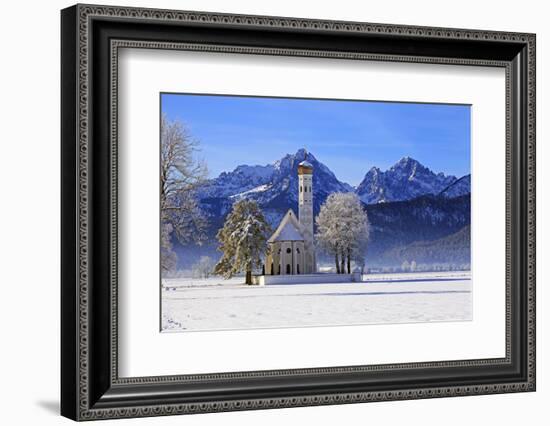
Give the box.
[298,160,313,175]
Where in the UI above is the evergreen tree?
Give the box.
[214,200,271,284]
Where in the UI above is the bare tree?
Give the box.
[316,193,370,274]
[315,194,345,273]
[160,115,208,273]
[192,256,216,279]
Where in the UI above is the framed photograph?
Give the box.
[61,4,536,421]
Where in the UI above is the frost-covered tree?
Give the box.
[315,194,345,273]
[192,256,215,279]
[410,260,417,272]
[316,193,370,274]
[401,260,410,272]
[214,200,271,284]
[160,115,208,273]
[351,236,369,274]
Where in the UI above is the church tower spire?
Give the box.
[298,153,315,273]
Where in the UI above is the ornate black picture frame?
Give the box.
[61,4,536,421]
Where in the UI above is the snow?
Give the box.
[198,149,352,207]
[268,209,305,242]
[161,271,472,332]
[270,221,304,242]
[230,183,272,199]
[440,174,471,198]
[356,156,457,204]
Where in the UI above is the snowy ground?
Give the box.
[161,271,472,332]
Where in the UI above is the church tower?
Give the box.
[298,155,316,273]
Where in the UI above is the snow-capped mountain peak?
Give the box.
[356,157,457,204]
[198,148,352,212]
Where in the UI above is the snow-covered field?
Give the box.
[161,271,472,332]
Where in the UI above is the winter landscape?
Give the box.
[160,94,472,332]
[162,271,471,331]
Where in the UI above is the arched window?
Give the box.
[270,263,274,275]
[286,264,291,274]
[296,247,300,254]
[300,186,302,192]
[297,264,300,274]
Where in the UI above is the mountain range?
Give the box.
[199,148,468,205]
[176,149,471,268]
[355,156,458,204]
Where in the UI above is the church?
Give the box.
[264,159,316,275]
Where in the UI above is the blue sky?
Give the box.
[161,93,471,186]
